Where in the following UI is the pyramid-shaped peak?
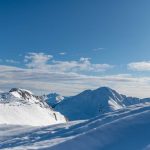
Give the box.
[94,86,120,94]
[9,88,37,101]
[96,86,114,92]
[9,88,33,95]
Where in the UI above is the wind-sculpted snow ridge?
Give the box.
[0,103,150,149]
[0,88,67,126]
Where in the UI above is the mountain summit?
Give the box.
[54,86,150,120]
[45,93,65,107]
[55,87,126,120]
[0,88,67,126]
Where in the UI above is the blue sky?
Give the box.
[1,0,150,97]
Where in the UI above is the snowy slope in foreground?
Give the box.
[0,88,67,126]
[1,103,150,149]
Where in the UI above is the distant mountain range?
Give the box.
[45,87,150,120]
[1,87,150,126]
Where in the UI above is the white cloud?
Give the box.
[24,52,53,69]
[59,52,66,55]
[0,59,18,64]
[128,61,150,71]
[1,53,150,98]
[92,48,104,51]
[24,53,113,73]
[5,59,19,64]
[0,64,150,97]
[50,57,113,72]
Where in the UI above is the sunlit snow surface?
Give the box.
[1,103,150,150]
[0,88,67,126]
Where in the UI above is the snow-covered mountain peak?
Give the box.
[46,93,64,102]
[55,87,125,120]
[0,89,67,126]
[10,88,31,98]
[54,86,150,121]
[95,86,112,92]
[77,87,123,102]
[94,86,123,99]
[7,88,44,105]
[10,88,34,98]
[77,89,92,96]
[45,93,66,107]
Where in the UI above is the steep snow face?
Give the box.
[55,87,125,120]
[45,93,65,107]
[0,88,67,126]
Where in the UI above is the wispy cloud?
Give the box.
[59,52,66,55]
[5,59,19,64]
[0,64,149,97]
[128,61,150,71]
[0,59,19,64]
[24,52,53,69]
[0,53,150,98]
[92,48,104,51]
[24,53,113,73]
[50,57,113,73]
